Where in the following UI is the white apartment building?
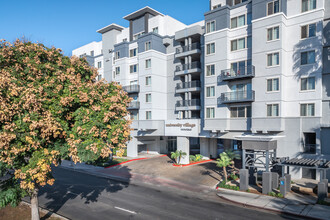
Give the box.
[72,1,330,180]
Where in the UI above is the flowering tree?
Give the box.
[0,39,131,219]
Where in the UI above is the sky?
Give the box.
[0,0,209,56]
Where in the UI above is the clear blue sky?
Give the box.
[0,0,208,56]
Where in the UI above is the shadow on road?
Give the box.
[37,165,132,219]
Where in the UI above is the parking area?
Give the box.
[105,155,221,188]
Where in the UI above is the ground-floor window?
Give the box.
[302,168,316,179]
[167,136,177,153]
[189,137,200,155]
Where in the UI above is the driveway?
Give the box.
[100,155,222,188]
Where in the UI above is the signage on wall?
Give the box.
[164,120,200,137]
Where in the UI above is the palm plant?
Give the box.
[225,150,241,175]
[216,152,231,183]
[171,150,187,164]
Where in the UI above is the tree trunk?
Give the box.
[223,167,228,183]
[31,188,40,220]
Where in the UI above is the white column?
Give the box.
[127,136,138,157]
[177,137,190,164]
[188,37,192,46]
[200,138,210,159]
[209,138,218,158]
[185,38,188,46]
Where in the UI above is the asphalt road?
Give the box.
[34,167,303,220]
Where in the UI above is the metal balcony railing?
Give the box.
[176,99,201,107]
[127,101,140,110]
[175,61,201,72]
[123,85,140,93]
[220,65,255,81]
[175,42,201,54]
[176,81,201,90]
[220,90,255,103]
[304,144,316,154]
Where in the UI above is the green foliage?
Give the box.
[189,155,196,162]
[228,173,239,181]
[217,181,239,191]
[268,192,276,197]
[195,154,203,162]
[268,191,284,198]
[216,152,231,168]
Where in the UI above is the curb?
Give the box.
[173,159,215,167]
[21,201,69,220]
[105,154,168,169]
[216,191,323,220]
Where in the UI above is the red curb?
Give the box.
[105,154,167,169]
[173,159,216,167]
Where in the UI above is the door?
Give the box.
[167,137,177,153]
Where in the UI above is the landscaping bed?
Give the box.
[0,203,62,220]
[87,157,129,168]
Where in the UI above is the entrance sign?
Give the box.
[165,119,200,137]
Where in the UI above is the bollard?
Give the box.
[321,179,329,197]
[318,182,327,201]
[239,169,249,191]
[280,177,287,196]
[272,172,279,189]
[285,174,291,192]
[262,172,272,195]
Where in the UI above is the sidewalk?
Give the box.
[217,188,330,220]
[59,160,214,194]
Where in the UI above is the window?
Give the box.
[300,103,315,116]
[301,23,316,39]
[79,53,86,58]
[229,0,248,5]
[206,43,215,55]
[301,77,315,91]
[231,37,247,51]
[115,67,120,75]
[206,86,215,97]
[231,15,246,29]
[97,61,102,68]
[97,75,102,81]
[152,27,159,34]
[123,38,127,42]
[267,52,280,66]
[129,48,137,57]
[206,21,216,33]
[146,94,152,103]
[130,80,138,86]
[115,51,120,60]
[230,60,251,74]
[145,59,151,68]
[212,4,221,9]
[206,64,215,76]
[130,111,139,120]
[90,50,94,56]
[267,78,279,92]
[145,41,151,51]
[301,51,315,65]
[302,0,316,12]
[267,104,279,117]
[133,32,145,40]
[146,111,152,120]
[206,107,215,118]
[303,133,316,154]
[230,106,251,118]
[146,76,151,86]
[130,64,138,73]
[267,0,280,16]
[267,26,279,41]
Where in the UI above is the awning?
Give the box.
[235,134,285,141]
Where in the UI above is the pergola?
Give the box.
[278,158,330,179]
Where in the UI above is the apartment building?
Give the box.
[72,0,330,180]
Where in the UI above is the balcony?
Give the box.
[175,99,201,111]
[175,61,201,76]
[176,81,201,93]
[175,43,201,59]
[220,66,255,81]
[127,101,140,110]
[219,90,255,104]
[123,85,140,93]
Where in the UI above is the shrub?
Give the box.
[217,181,239,191]
[268,192,276,197]
[189,155,196,162]
[195,154,203,162]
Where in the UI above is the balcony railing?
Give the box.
[127,101,140,110]
[304,144,316,154]
[175,61,201,72]
[176,99,201,107]
[220,66,255,81]
[123,85,140,93]
[176,42,201,54]
[220,90,255,104]
[176,81,201,90]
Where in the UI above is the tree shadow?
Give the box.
[37,165,132,219]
